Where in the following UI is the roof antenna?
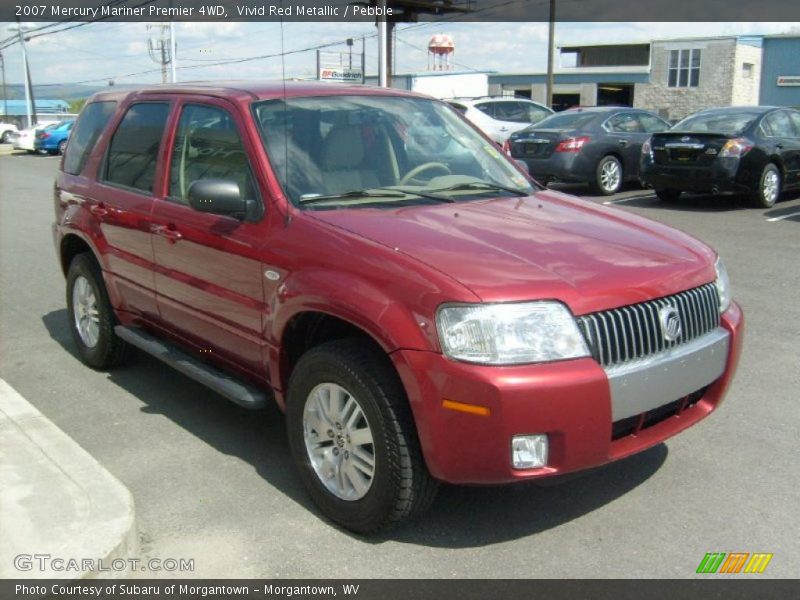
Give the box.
[280,1,291,226]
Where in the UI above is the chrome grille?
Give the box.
[577,283,720,368]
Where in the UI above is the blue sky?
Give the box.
[1,21,798,87]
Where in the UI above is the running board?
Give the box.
[114,326,269,410]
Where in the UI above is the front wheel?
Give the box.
[0,130,11,143]
[58,140,67,155]
[592,155,623,195]
[286,339,438,533]
[753,163,781,208]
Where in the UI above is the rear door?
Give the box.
[763,110,800,187]
[90,100,172,319]
[604,112,650,176]
[150,98,268,378]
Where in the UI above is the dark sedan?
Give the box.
[640,106,800,208]
[506,107,671,195]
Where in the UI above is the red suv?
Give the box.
[54,82,744,533]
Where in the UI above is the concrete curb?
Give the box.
[0,378,138,579]
[0,144,15,155]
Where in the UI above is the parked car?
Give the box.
[445,96,553,144]
[54,83,743,533]
[507,106,672,195]
[0,121,18,143]
[34,119,75,155]
[640,106,800,208]
[12,120,61,153]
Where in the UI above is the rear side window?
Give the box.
[762,111,795,138]
[63,101,117,175]
[104,102,170,193]
[787,111,800,138]
[606,113,645,133]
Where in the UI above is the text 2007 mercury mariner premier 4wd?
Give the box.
[53,82,743,533]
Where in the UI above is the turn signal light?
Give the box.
[554,136,590,153]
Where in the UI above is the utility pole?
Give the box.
[169,20,177,83]
[377,2,388,88]
[546,0,556,109]
[147,23,173,84]
[0,51,8,121]
[8,21,36,128]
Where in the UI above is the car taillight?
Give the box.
[719,138,753,158]
[39,132,50,139]
[554,136,590,153]
[502,139,511,155]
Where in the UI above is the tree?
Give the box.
[68,98,87,113]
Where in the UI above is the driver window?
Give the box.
[168,104,258,206]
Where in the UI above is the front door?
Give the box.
[150,99,268,378]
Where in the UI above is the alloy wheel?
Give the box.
[72,275,100,348]
[600,159,621,193]
[302,382,376,501]
[762,169,779,206]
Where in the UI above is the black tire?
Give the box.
[655,189,682,202]
[286,338,438,534]
[0,130,11,143]
[58,140,67,155]
[591,155,623,196]
[752,163,781,208]
[66,253,132,369]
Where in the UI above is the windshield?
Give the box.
[253,95,533,209]
[523,111,598,131]
[672,111,762,135]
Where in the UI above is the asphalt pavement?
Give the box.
[0,153,798,578]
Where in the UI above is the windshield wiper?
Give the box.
[429,181,529,197]
[298,190,407,205]
[298,187,455,205]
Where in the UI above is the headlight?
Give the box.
[436,302,590,365]
[714,257,732,313]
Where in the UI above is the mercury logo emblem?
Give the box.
[681,136,691,142]
[659,305,682,342]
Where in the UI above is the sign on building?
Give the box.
[776,76,800,87]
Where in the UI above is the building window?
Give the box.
[742,62,754,78]
[668,49,701,88]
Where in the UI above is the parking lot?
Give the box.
[1,152,798,578]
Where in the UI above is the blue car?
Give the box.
[34,120,74,155]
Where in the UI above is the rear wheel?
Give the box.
[0,130,11,143]
[592,155,623,195]
[286,338,438,533]
[66,253,132,369]
[753,163,781,208]
[58,140,67,155]
[655,189,682,202]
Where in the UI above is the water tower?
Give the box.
[428,34,455,71]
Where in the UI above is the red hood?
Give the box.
[307,190,717,315]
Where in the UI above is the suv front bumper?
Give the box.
[392,302,743,484]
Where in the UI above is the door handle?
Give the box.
[619,140,629,147]
[151,224,183,244]
[90,203,108,218]
[776,143,784,150]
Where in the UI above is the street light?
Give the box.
[7,22,36,128]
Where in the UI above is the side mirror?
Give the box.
[187,179,258,220]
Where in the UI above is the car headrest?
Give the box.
[321,126,364,170]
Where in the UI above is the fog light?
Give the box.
[511,434,549,469]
